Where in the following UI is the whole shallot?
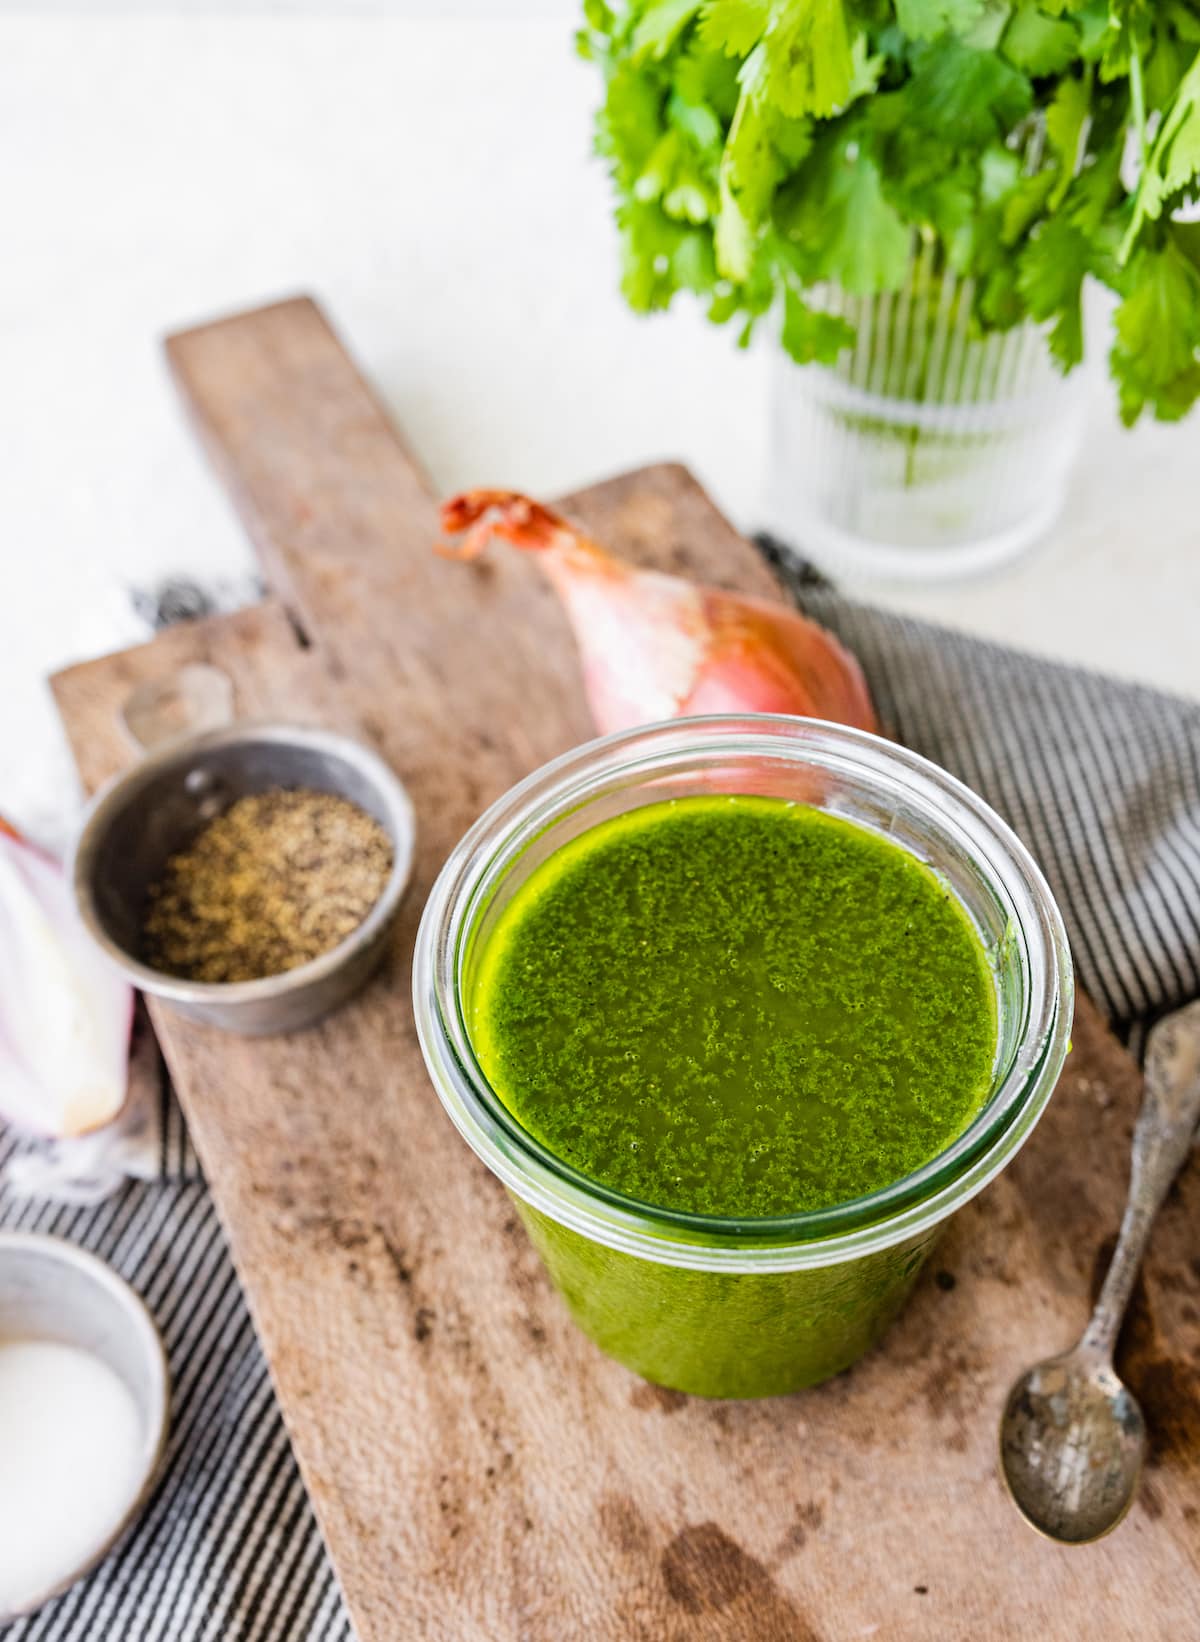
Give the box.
[0,818,131,1137]
[439,490,876,736]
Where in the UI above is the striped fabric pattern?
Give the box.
[2,585,1197,1639]
[793,580,1200,1050]
[0,1142,352,1641]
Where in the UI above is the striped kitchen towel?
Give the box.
[2,585,1197,1642]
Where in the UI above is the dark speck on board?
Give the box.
[659,1523,822,1639]
[381,1234,412,1286]
[662,1524,775,1614]
[774,1500,825,1560]
[598,1495,652,1557]
[631,1382,688,1414]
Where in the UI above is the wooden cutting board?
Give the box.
[52,298,1200,1641]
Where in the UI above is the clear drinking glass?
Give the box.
[768,251,1088,581]
[413,717,1073,1398]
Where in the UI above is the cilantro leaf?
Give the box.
[1045,72,1090,205]
[1001,169,1055,243]
[1066,138,1122,235]
[1111,235,1200,420]
[821,148,913,293]
[963,5,1011,52]
[699,0,771,56]
[1072,2,1112,62]
[1098,0,1154,82]
[772,106,816,164]
[1123,47,1200,254]
[723,88,811,230]
[846,32,886,102]
[715,169,758,279]
[1170,1,1200,47]
[887,151,979,252]
[617,200,686,310]
[763,0,855,118]
[894,0,985,42]
[1001,8,1080,77]
[980,142,1022,204]
[722,87,776,220]
[1171,218,1200,273]
[906,39,1033,144]
[632,0,703,61]
[781,288,856,362]
[672,227,718,290]
[1115,242,1200,383]
[596,60,666,189]
[582,0,1200,432]
[631,125,720,225]
[1146,20,1195,114]
[1017,216,1091,366]
[673,40,742,114]
[634,131,684,202]
[668,88,725,153]
[711,42,815,279]
[664,174,717,221]
[979,261,1023,327]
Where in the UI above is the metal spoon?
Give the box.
[999,996,1200,1543]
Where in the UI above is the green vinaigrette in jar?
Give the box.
[469,795,997,1221]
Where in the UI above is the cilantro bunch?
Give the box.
[577,1,1200,424]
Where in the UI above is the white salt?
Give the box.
[0,1338,144,1613]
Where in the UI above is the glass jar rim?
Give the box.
[413,715,1073,1273]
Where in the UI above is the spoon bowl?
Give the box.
[1000,1346,1146,1543]
[997,996,1200,1544]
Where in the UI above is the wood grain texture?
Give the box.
[53,298,1200,1641]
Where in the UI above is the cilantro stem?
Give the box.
[1129,42,1148,174]
[1119,43,1151,265]
[904,423,920,489]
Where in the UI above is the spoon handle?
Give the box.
[1082,997,1200,1357]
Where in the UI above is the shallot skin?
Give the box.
[439,490,877,737]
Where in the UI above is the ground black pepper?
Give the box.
[141,787,393,983]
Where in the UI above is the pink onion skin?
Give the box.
[0,818,132,1137]
[439,490,877,738]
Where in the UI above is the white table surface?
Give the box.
[3,8,1196,837]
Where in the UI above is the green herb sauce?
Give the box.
[470,796,996,1220]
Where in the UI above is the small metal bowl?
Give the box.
[71,722,416,1036]
[0,1233,170,1620]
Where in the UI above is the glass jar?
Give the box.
[413,717,1072,1398]
[768,255,1089,581]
